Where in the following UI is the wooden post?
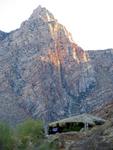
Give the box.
[84,122,88,131]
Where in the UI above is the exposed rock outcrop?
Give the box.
[0,30,8,40]
[0,6,113,125]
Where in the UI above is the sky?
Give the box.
[0,0,113,50]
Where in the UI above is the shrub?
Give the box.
[16,119,44,149]
[0,122,14,150]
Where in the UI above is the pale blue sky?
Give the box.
[0,0,113,50]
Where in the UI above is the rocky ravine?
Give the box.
[0,5,113,125]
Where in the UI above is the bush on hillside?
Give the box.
[16,119,44,149]
[0,122,14,150]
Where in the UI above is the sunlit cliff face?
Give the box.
[44,20,89,66]
[29,6,89,67]
[72,44,89,63]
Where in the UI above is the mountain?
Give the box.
[0,5,113,125]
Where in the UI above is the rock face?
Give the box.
[0,30,8,40]
[0,6,113,125]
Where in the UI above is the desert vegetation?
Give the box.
[0,119,58,150]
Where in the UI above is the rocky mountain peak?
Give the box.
[29,5,57,22]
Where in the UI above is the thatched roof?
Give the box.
[49,114,106,127]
